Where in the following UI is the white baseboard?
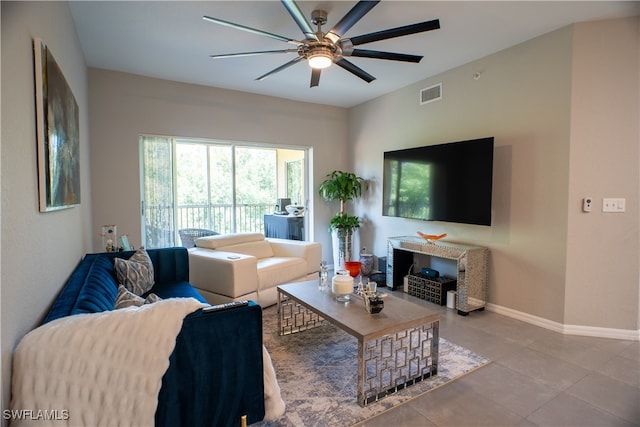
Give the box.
[485,303,640,341]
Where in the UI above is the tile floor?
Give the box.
[356,292,640,426]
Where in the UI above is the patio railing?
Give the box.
[145,203,274,248]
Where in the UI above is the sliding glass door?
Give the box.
[174,142,234,236]
[140,136,307,248]
[233,146,277,232]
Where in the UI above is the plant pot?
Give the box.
[331,228,354,271]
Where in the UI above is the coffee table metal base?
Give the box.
[277,293,439,406]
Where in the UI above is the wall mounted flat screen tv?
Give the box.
[383,137,494,226]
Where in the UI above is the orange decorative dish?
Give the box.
[344,261,361,278]
[417,231,447,243]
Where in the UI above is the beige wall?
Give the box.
[1,1,91,412]
[565,17,639,330]
[88,69,348,257]
[350,19,639,333]
[350,26,574,324]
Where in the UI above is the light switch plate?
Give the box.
[602,198,625,213]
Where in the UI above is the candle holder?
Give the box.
[332,275,353,302]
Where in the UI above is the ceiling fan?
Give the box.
[203,0,440,87]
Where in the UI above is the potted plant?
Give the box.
[318,171,364,269]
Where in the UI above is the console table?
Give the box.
[386,236,489,315]
[264,214,304,240]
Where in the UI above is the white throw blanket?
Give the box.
[262,344,285,421]
[10,298,285,426]
[11,298,205,426]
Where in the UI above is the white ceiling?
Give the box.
[69,1,639,108]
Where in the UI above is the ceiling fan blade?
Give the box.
[350,49,423,63]
[203,15,301,46]
[310,68,321,87]
[335,58,376,83]
[209,49,298,59]
[280,0,319,41]
[256,56,305,81]
[349,19,440,46]
[326,1,380,42]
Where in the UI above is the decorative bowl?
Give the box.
[344,261,361,278]
[285,205,305,216]
[417,231,447,244]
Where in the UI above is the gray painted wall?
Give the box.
[1,1,92,412]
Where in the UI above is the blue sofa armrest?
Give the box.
[156,302,265,427]
[42,254,119,323]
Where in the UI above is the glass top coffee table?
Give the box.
[277,280,440,406]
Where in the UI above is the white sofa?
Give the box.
[188,232,322,307]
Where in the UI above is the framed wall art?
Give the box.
[34,38,80,212]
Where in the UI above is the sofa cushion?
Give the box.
[114,248,155,295]
[147,280,208,303]
[195,232,265,249]
[256,257,309,290]
[144,247,190,284]
[70,256,119,316]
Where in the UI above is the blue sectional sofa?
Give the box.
[42,247,265,427]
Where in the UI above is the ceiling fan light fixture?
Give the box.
[307,46,333,69]
[308,54,332,69]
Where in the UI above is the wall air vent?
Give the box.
[420,83,442,105]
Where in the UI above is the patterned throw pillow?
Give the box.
[114,285,144,308]
[144,293,161,304]
[114,285,162,309]
[114,248,155,296]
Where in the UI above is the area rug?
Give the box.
[256,305,490,427]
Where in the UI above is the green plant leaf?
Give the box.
[329,213,360,232]
[318,170,363,204]
[318,170,364,233]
